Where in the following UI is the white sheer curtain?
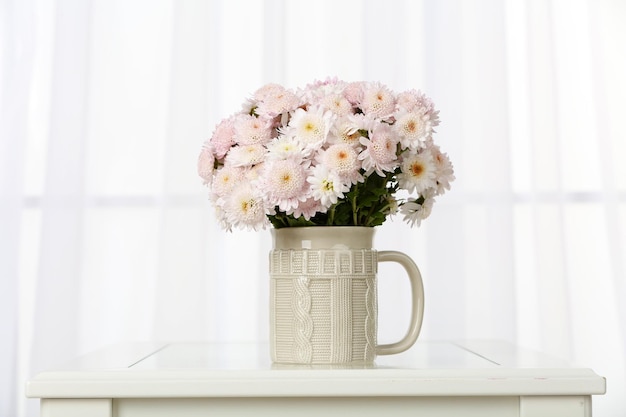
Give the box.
[2,0,625,416]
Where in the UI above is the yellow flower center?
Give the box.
[410,162,424,176]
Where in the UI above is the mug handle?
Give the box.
[375,251,425,355]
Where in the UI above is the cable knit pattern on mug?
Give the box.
[270,245,379,364]
[292,275,313,363]
[364,273,377,362]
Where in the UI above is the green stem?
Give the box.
[363,202,381,227]
[351,190,359,225]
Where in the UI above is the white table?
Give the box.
[26,340,605,417]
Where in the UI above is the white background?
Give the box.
[1,0,625,415]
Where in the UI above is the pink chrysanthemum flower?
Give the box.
[308,165,350,209]
[358,123,400,176]
[259,159,310,212]
[394,110,433,150]
[396,90,441,135]
[287,197,327,221]
[396,90,440,126]
[197,145,215,184]
[320,94,353,116]
[233,114,273,146]
[210,118,236,159]
[253,83,301,118]
[360,82,396,119]
[212,165,245,198]
[318,143,363,185]
[253,83,284,101]
[225,144,267,167]
[198,79,454,230]
[397,149,437,194]
[222,185,269,231]
[343,81,366,105]
[395,90,425,112]
[305,77,344,90]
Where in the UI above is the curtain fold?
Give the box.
[1,1,35,416]
[2,1,625,416]
[587,0,626,363]
[26,6,92,416]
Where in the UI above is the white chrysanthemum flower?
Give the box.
[197,145,215,184]
[400,195,435,228]
[244,163,265,182]
[431,145,455,195]
[358,123,399,176]
[212,165,245,198]
[360,82,396,119]
[328,116,364,147]
[384,195,399,216]
[397,150,437,194]
[208,201,235,231]
[225,144,267,167]
[287,106,334,148]
[265,135,307,161]
[259,159,310,212]
[394,109,432,150]
[233,114,273,145]
[318,143,363,184]
[348,112,378,132]
[221,186,269,231]
[240,98,256,116]
[308,165,350,209]
[300,78,347,104]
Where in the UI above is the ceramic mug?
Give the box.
[269,226,424,364]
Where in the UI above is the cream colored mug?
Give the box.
[269,226,424,364]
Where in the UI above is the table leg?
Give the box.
[41,399,112,417]
[520,396,592,417]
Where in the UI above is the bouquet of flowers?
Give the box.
[197,78,454,231]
